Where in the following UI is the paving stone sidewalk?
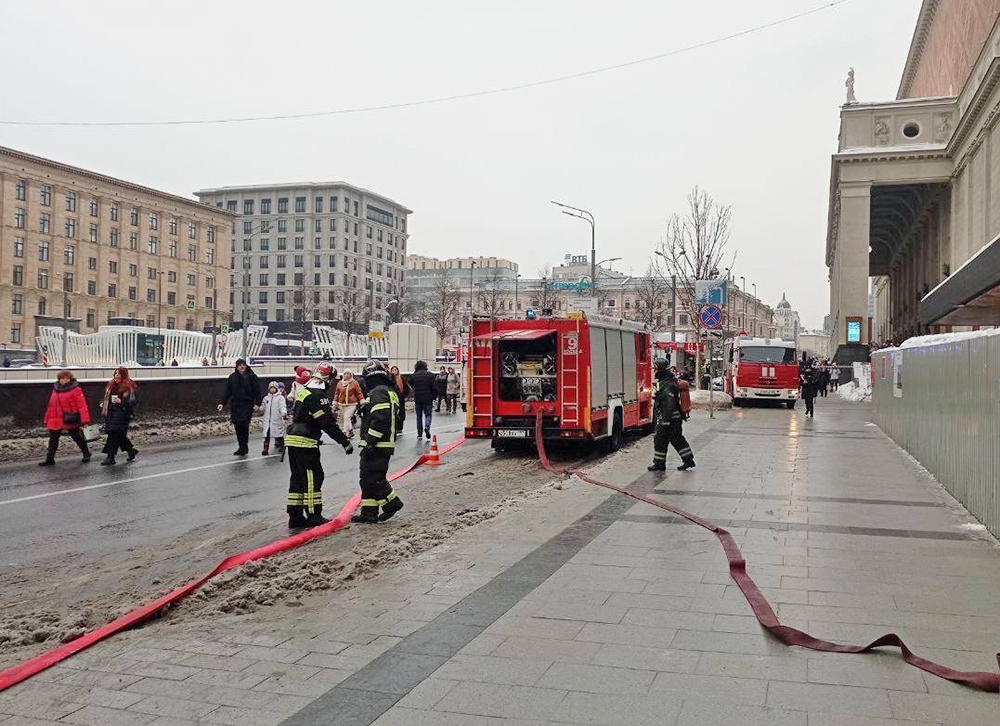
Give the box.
[2,400,999,726]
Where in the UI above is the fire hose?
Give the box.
[0,437,466,693]
[533,412,1000,693]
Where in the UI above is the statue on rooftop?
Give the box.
[846,68,858,104]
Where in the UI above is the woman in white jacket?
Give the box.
[260,381,287,456]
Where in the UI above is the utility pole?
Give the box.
[752,283,758,337]
[211,288,218,365]
[551,201,596,295]
[241,307,248,362]
[470,261,476,319]
[514,273,521,317]
[157,271,164,364]
[670,274,677,366]
[61,273,70,365]
[740,276,747,332]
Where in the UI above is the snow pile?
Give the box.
[836,381,871,403]
[899,327,1000,349]
[690,390,732,410]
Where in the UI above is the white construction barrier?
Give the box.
[312,325,386,359]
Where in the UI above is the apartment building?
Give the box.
[195,183,411,327]
[0,146,234,351]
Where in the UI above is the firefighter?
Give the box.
[649,357,696,472]
[352,360,404,524]
[285,363,354,528]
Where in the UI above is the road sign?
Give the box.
[369,320,384,339]
[700,329,724,340]
[186,300,195,310]
[699,304,724,329]
[220,323,230,334]
[695,279,728,305]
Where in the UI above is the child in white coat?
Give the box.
[260,381,287,456]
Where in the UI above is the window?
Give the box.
[10,324,21,344]
[147,266,157,280]
[167,271,177,283]
[313,273,320,285]
[87,280,96,295]
[13,237,24,258]
[353,201,359,216]
[243,220,253,235]
[295,197,306,213]
[128,286,137,300]
[353,222,358,235]
[314,237,322,250]
[294,237,304,250]
[188,244,197,261]
[38,269,49,289]
[129,232,138,250]
[65,219,76,238]
[260,220,271,233]
[167,291,177,305]
[169,240,178,257]
[226,200,237,212]
[312,219,321,233]
[89,199,99,217]
[242,255,251,269]
[259,238,270,251]
[166,316,175,330]
[15,179,26,201]
[110,229,119,247]
[37,297,48,316]
[169,218,178,235]
[243,199,254,215]
[329,218,337,232]
[314,197,323,213]
[278,197,288,213]
[207,226,216,243]
[39,185,52,206]
[329,254,336,267]
[108,284,117,298]
[109,260,118,273]
[259,256,269,269]
[129,207,139,225]
[366,226,373,240]
[64,246,75,265]
[187,273,196,286]
[147,289,156,303]
[366,243,373,256]
[328,273,336,284]
[259,291,268,304]
[85,308,95,328]
[294,255,304,268]
[89,223,98,242]
[260,198,271,214]
[148,237,158,254]
[39,240,50,261]
[277,255,286,268]
[277,273,286,286]
[329,237,336,250]
[11,293,22,314]
[149,212,158,230]
[294,272,304,285]
[295,219,305,233]
[278,219,287,233]
[66,192,77,212]
[110,204,119,222]
[679,314,688,325]
[206,248,215,265]
[275,309,286,321]
[12,265,23,286]
[259,273,269,286]
[14,207,26,229]
[277,237,287,250]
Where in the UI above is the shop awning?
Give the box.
[921,233,1000,326]
[473,329,556,341]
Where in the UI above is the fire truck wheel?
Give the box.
[607,411,623,453]
[786,400,796,409]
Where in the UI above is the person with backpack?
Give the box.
[649,358,695,472]
[409,360,436,438]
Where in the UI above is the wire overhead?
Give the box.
[0,0,851,128]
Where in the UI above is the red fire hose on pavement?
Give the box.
[0,437,466,693]
[534,413,1000,693]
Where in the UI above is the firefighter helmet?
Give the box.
[363,360,391,386]
[653,357,670,374]
[313,363,336,381]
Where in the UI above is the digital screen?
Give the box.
[846,320,861,343]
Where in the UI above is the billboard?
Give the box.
[695,279,728,305]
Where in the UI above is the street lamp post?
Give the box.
[514,273,521,316]
[470,262,476,318]
[157,271,164,364]
[740,276,746,331]
[655,249,684,366]
[752,283,758,336]
[61,273,70,365]
[551,201,596,294]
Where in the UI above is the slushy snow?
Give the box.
[836,381,871,403]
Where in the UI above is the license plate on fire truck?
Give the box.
[496,429,528,438]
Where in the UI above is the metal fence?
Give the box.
[872,336,1000,537]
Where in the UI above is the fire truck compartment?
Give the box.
[497,333,558,402]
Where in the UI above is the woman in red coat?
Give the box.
[40,370,92,466]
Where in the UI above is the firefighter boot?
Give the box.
[677,459,696,471]
[287,507,308,529]
[262,442,270,456]
[351,506,379,524]
[378,494,404,522]
[304,512,331,528]
[647,462,666,471]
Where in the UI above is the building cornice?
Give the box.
[195,182,412,215]
[897,0,941,99]
[948,57,1000,169]
[0,145,236,218]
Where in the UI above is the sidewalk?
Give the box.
[2,400,999,726]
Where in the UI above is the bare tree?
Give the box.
[476,268,508,318]
[419,271,462,342]
[339,288,364,326]
[657,186,734,387]
[386,282,416,324]
[628,260,670,330]
[533,266,556,310]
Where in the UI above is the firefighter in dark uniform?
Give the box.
[352,360,405,524]
[649,358,696,472]
[285,364,354,528]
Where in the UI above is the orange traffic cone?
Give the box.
[426,435,442,466]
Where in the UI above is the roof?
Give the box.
[777,293,791,309]
[194,182,412,214]
[0,145,236,217]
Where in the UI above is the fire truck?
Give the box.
[465,313,653,450]
[723,336,800,408]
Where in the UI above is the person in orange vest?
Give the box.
[649,358,695,472]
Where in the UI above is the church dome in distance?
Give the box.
[777,293,791,309]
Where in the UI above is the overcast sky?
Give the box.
[2,0,920,329]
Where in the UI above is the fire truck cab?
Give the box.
[465,313,653,450]
[723,336,800,408]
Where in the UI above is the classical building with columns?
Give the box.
[826,0,1000,359]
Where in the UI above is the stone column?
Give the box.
[833,182,872,352]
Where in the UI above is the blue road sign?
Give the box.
[699,304,724,329]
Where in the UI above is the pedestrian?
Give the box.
[446,366,461,413]
[818,363,830,397]
[333,369,363,438]
[260,381,287,456]
[648,358,695,472]
[830,365,841,391]
[351,361,403,524]
[287,365,311,403]
[409,360,436,438]
[217,358,261,456]
[170,358,179,367]
[389,365,409,434]
[40,370,92,466]
[3,355,10,368]
[433,366,449,412]
[285,366,354,528]
[800,363,818,418]
[100,366,138,465]
[201,357,211,366]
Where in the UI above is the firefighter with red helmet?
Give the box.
[351,360,404,524]
[284,363,353,528]
[649,357,696,472]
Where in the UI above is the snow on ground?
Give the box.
[898,327,1000,349]
[835,381,871,403]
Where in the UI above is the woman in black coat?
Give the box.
[217,358,262,456]
[101,367,139,465]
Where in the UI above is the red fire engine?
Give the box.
[723,336,800,408]
[465,313,653,450]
